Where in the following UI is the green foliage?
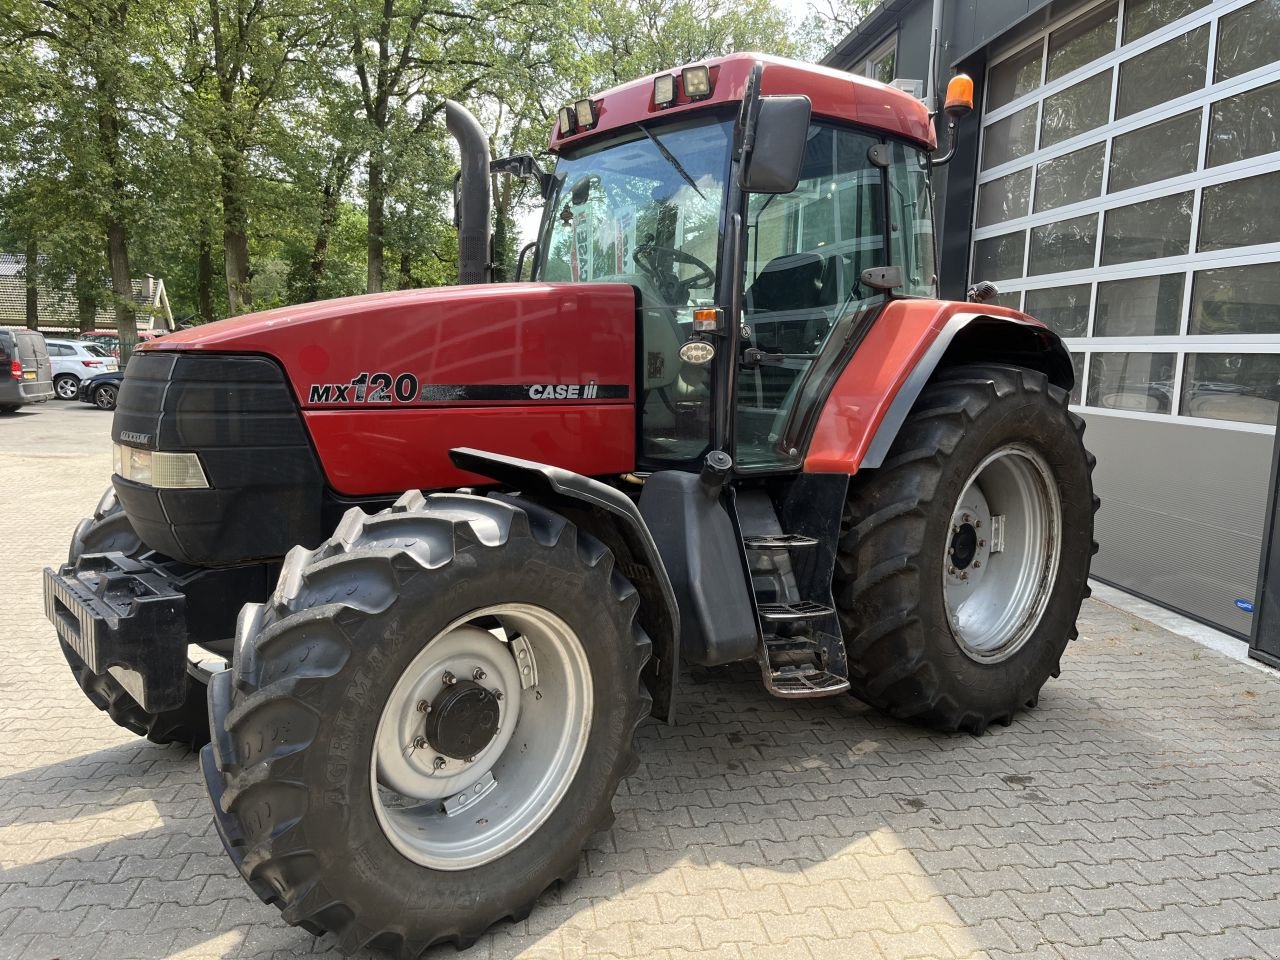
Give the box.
[0,0,843,325]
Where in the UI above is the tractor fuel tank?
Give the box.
[137,283,639,497]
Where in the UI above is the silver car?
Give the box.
[46,338,119,400]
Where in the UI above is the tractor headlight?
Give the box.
[113,444,209,489]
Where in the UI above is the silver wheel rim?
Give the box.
[56,378,77,399]
[370,603,593,871]
[942,443,1061,663]
[96,386,115,409]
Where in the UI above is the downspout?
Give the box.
[924,0,945,113]
[445,100,492,285]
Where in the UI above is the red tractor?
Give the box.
[45,55,1094,954]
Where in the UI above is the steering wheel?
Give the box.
[635,241,716,303]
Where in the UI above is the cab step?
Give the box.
[742,534,819,549]
[763,664,850,698]
[758,600,834,622]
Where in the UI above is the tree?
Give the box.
[793,0,878,63]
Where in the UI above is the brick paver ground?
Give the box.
[2,402,1279,960]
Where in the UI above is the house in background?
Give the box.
[0,253,174,332]
[823,0,1280,643]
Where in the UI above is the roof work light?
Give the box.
[574,99,597,130]
[682,65,712,99]
[557,105,576,135]
[654,73,677,108]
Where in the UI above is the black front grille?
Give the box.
[113,352,326,565]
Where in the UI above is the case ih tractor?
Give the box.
[45,55,1094,954]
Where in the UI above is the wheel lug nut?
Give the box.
[442,671,456,686]
[433,756,447,770]
[493,690,504,701]
[416,700,430,713]
[948,565,957,574]
[412,736,426,750]
[978,539,985,548]
[473,668,486,681]
[973,561,981,568]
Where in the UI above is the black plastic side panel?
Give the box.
[449,447,681,723]
[113,353,326,564]
[638,472,759,668]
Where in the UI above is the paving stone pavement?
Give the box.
[3,402,1279,960]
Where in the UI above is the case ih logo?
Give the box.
[307,373,628,405]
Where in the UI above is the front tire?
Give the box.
[835,364,1096,734]
[94,383,118,410]
[54,374,79,400]
[204,490,650,954]
[58,487,211,748]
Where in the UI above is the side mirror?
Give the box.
[740,95,812,194]
[490,152,554,198]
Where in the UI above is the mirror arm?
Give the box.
[930,116,960,167]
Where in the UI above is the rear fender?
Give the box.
[448,447,680,723]
[805,303,1073,474]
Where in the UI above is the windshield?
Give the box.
[537,114,734,465]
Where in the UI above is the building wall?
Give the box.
[826,0,1280,637]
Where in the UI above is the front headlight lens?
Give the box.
[113,444,209,489]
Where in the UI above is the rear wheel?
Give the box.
[54,374,79,400]
[204,491,650,954]
[94,384,118,410]
[57,487,211,748]
[834,364,1096,734]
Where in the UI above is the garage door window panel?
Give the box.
[1198,169,1280,252]
[1047,3,1118,81]
[1087,351,1176,412]
[1190,263,1280,335]
[976,167,1032,226]
[1025,284,1092,338]
[1101,191,1193,264]
[973,230,1027,281]
[1095,273,1184,337]
[987,44,1044,112]
[1181,353,1280,425]
[1040,71,1112,149]
[1123,0,1211,44]
[1029,213,1098,275]
[1208,80,1280,167]
[1034,142,1105,212]
[1215,0,1280,83]
[1116,25,1209,118]
[982,104,1039,169]
[1109,110,1200,193]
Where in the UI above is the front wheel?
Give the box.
[835,364,1096,734]
[54,375,79,400]
[94,384,118,410]
[204,490,650,953]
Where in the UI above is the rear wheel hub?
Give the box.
[425,679,500,759]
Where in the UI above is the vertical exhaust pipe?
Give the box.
[445,100,492,285]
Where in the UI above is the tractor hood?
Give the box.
[143,283,638,411]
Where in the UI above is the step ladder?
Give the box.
[742,533,849,699]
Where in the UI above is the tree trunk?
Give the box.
[24,233,38,330]
[306,161,346,301]
[106,223,137,364]
[220,164,252,313]
[367,154,385,293]
[397,249,414,289]
[196,232,215,323]
[76,270,98,333]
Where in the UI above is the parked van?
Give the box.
[0,329,55,412]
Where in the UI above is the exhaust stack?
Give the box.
[445,99,492,285]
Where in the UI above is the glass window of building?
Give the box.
[1087,352,1177,412]
[1029,213,1098,275]
[1116,25,1209,118]
[987,44,1044,112]
[1108,110,1200,192]
[982,103,1039,169]
[1215,0,1280,83]
[1047,3,1118,81]
[1198,169,1280,252]
[1190,264,1280,335]
[1101,191,1193,264]
[1025,284,1092,337]
[1034,142,1105,212]
[1095,274,1184,337]
[1123,0,1210,44]
[976,167,1032,226]
[1040,71,1112,148]
[1181,353,1280,425]
[973,230,1027,281]
[1208,80,1280,167]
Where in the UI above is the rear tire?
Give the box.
[204,491,650,954]
[58,487,211,748]
[834,364,1096,734]
[94,384,118,410]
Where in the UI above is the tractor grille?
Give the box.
[112,352,326,565]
